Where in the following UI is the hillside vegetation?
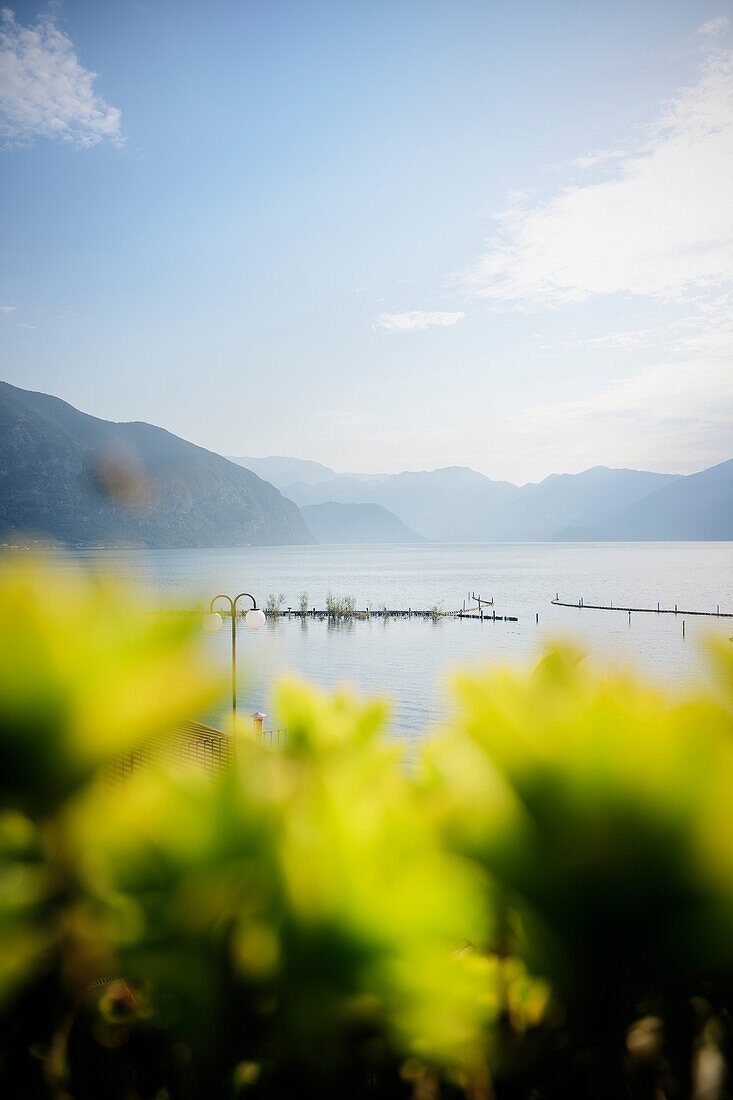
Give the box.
[0,382,312,548]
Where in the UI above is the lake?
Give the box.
[43,542,733,745]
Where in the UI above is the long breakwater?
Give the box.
[552,597,732,617]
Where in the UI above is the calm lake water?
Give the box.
[46,543,733,746]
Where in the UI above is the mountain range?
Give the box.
[0,382,312,548]
[234,455,733,542]
[559,459,733,541]
[300,502,424,544]
[2,381,731,546]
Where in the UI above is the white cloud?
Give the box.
[16,321,34,328]
[453,38,733,476]
[0,303,15,312]
[570,148,626,170]
[462,47,733,308]
[698,17,729,38]
[0,8,122,148]
[563,329,663,350]
[373,310,465,333]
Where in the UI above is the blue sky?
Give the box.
[1,0,731,483]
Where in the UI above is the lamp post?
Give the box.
[202,593,265,725]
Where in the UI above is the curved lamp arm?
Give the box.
[209,593,233,614]
[209,593,258,614]
[233,592,258,613]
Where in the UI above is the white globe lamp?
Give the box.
[245,607,266,630]
[202,611,223,633]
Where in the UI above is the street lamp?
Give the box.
[203,592,265,724]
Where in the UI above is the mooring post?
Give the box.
[536,612,539,623]
[675,604,678,614]
[683,620,686,638]
[628,611,632,624]
[657,602,660,612]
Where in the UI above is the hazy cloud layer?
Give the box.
[462,47,733,308]
[450,36,733,475]
[513,353,733,475]
[0,8,122,148]
[373,310,465,333]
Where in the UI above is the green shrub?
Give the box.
[266,593,285,618]
[2,555,733,1098]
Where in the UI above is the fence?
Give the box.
[108,721,287,784]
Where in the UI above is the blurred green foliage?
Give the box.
[1,556,733,1098]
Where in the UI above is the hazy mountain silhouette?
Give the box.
[230,456,386,490]
[283,476,377,506]
[284,467,517,540]
[229,455,338,489]
[494,466,680,540]
[300,502,425,544]
[560,459,733,540]
[0,381,312,548]
[7,386,727,547]
[278,462,691,541]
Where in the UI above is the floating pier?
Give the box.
[551,597,732,618]
[274,608,518,622]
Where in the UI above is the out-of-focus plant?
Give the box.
[4,552,733,1099]
[421,644,733,1096]
[0,554,222,1096]
[0,555,526,1098]
[0,557,219,814]
[73,681,505,1096]
[299,590,309,617]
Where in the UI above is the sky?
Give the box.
[1,0,732,485]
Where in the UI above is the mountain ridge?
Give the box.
[4,386,728,546]
[556,459,733,541]
[0,381,313,548]
[300,502,425,544]
[275,460,692,541]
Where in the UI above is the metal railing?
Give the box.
[108,722,288,784]
[261,727,287,749]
